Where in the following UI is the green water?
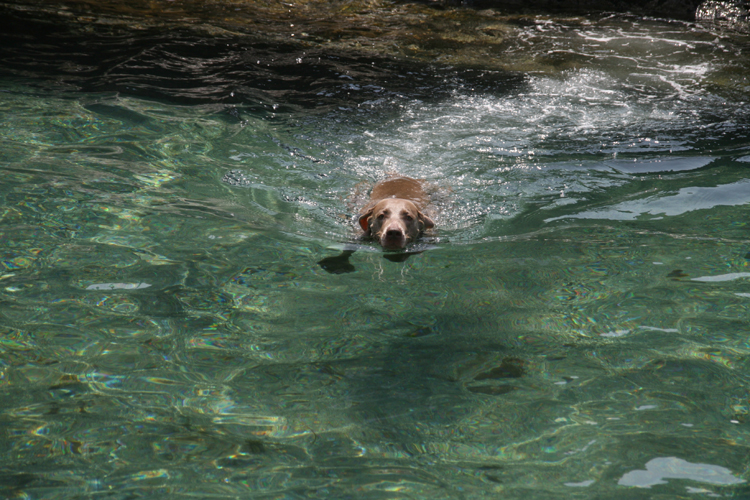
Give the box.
[2,3,750,498]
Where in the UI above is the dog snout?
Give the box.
[380,224,407,249]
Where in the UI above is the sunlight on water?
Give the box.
[1,4,750,499]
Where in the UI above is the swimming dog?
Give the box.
[358,176,434,250]
[318,176,435,273]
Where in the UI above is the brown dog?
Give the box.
[358,176,434,250]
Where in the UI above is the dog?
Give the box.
[318,176,435,274]
[358,176,435,250]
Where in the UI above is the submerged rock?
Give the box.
[448,0,702,20]
[5,0,743,76]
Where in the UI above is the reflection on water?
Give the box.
[1,1,750,498]
[619,457,746,488]
[546,178,750,221]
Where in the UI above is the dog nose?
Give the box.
[386,228,402,237]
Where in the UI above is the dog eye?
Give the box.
[377,213,386,220]
[403,214,413,221]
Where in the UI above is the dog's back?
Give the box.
[367,176,429,210]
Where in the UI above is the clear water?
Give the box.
[2,4,750,498]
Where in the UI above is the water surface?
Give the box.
[2,3,750,498]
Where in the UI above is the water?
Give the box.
[2,2,750,498]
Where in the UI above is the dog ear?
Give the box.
[358,209,373,234]
[418,212,435,231]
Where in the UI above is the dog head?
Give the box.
[359,198,434,250]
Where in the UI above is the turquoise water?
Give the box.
[2,4,750,498]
